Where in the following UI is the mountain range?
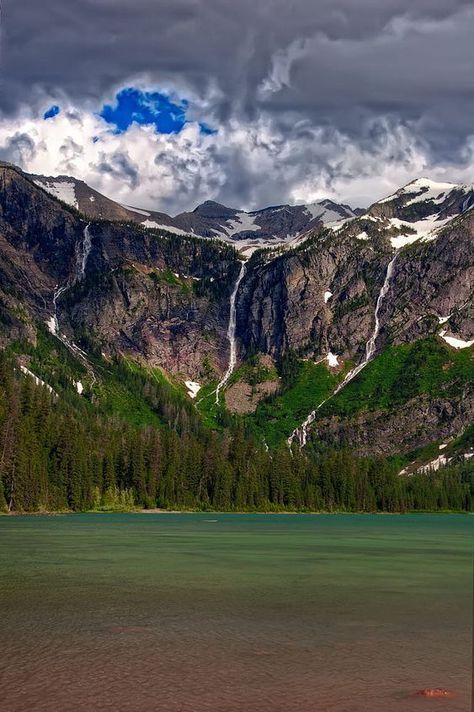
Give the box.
[1,160,473,476]
[30,172,360,253]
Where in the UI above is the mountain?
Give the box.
[29,173,185,233]
[30,172,358,251]
[1,160,473,484]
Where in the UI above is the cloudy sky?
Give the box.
[0,0,473,213]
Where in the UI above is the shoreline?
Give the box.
[1,508,471,517]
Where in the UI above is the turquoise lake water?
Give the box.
[0,513,472,711]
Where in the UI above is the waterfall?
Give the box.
[288,397,330,448]
[334,250,399,394]
[289,250,399,447]
[215,261,246,405]
[79,223,92,280]
[50,284,69,337]
[47,223,95,379]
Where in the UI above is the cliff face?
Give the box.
[236,202,473,456]
[239,209,474,361]
[0,163,240,378]
[239,235,388,361]
[1,161,473,458]
[313,387,474,457]
[65,222,240,376]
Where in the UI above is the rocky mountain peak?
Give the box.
[191,200,238,218]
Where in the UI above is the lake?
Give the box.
[0,513,471,711]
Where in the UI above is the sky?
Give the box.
[0,0,473,214]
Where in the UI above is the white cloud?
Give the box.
[1,98,473,213]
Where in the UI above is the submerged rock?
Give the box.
[416,688,455,699]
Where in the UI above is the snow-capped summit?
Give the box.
[344,178,474,249]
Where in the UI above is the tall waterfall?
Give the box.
[47,224,94,376]
[215,261,246,405]
[78,223,92,280]
[50,284,69,337]
[289,250,400,447]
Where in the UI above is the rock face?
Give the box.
[1,161,473,458]
[1,162,240,378]
[313,390,474,457]
[239,233,388,361]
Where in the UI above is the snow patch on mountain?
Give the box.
[417,454,448,473]
[305,203,346,222]
[142,220,190,236]
[121,204,151,217]
[46,316,56,335]
[34,179,78,209]
[389,216,451,248]
[185,380,201,399]
[439,331,474,349]
[20,366,55,395]
[224,212,262,237]
[378,178,457,205]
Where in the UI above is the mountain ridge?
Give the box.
[30,170,359,253]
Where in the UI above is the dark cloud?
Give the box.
[96,151,140,189]
[0,132,36,165]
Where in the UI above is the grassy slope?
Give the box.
[319,337,473,419]
[244,360,342,447]
[11,329,473,455]
[239,337,473,449]
[8,328,187,429]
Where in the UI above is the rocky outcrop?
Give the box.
[382,212,474,346]
[312,388,474,457]
[0,163,240,378]
[239,234,391,361]
[239,206,474,365]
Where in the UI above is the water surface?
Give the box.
[0,513,472,711]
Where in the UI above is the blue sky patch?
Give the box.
[99,88,216,136]
[100,88,188,135]
[44,105,61,120]
[199,122,218,136]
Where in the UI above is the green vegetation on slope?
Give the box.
[0,345,473,514]
[6,328,199,431]
[319,337,473,419]
[244,358,343,447]
[1,329,473,515]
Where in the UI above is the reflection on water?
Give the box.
[0,513,471,711]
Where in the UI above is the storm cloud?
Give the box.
[0,0,472,211]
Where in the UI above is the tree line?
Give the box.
[0,353,472,513]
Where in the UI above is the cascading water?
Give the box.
[333,250,399,394]
[47,223,95,376]
[215,261,246,405]
[289,250,400,447]
[288,397,330,448]
[50,284,69,337]
[79,223,92,280]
